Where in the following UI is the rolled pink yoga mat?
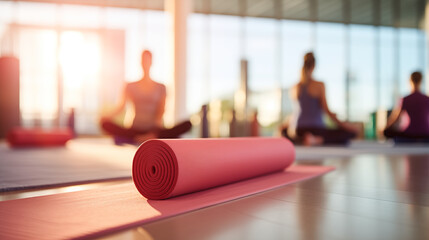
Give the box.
[133,137,295,200]
[6,127,73,147]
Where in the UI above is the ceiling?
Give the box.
[4,0,426,28]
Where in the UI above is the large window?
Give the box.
[399,28,424,95]
[349,25,377,122]
[187,14,242,114]
[281,20,314,89]
[209,15,242,101]
[315,22,346,119]
[379,27,395,110]
[60,30,102,134]
[187,14,210,114]
[105,8,169,84]
[245,17,280,127]
[18,28,58,127]
[244,17,278,92]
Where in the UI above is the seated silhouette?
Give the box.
[383,71,429,143]
[100,50,191,144]
[283,52,357,145]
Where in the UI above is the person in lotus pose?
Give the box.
[100,50,191,144]
[383,71,429,143]
[283,52,357,145]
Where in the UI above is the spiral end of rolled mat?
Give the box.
[132,139,178,200]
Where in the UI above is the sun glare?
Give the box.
[19,29,58,125]
[60,31,101,76]
[59,31,101,109]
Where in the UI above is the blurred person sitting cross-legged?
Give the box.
[383,71,429,143]
[283,52,357,146]
[100,50,191,145]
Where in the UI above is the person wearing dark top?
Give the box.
[284,52,357,145]
[384,71,429,143]
[100,50,191,144]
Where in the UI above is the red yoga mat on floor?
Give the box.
[6,127,73,147]
[133,138,295,199]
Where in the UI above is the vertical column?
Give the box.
[423,0,428,94]
[233,59,249,136]
[275,0,284,122]
[165,0,192,124]
[56,5,64,127]
[204,8,211,106]
[343,0,351,121]
[374,0,381,109]
[374,0,382,139]
[392,0,401,102]
[235,59,249,122]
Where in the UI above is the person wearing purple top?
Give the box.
[384,71,429,142]
[284,52,357,145]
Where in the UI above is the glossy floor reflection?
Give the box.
[99,154,429,240]
[0,179,130,201]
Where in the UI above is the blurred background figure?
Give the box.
[200,104,209,138]
[284,52,357,145]
[100,50,191,144]
[250,110,260,137]
[383,71,429,143]
[0,1,427,142]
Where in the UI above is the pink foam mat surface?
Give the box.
[0,164,333,240]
